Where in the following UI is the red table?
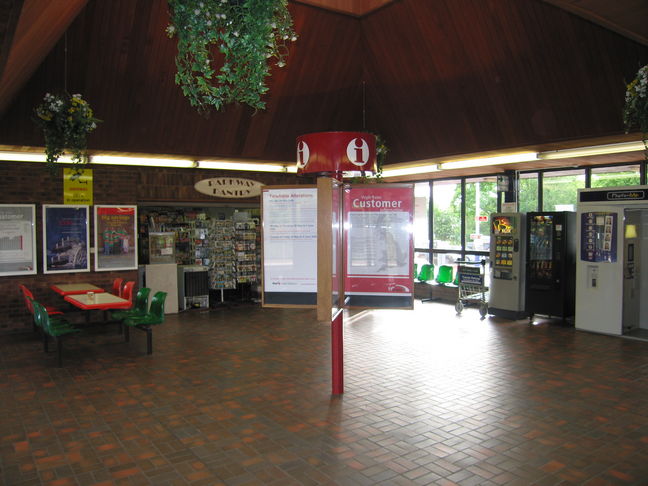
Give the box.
[51,283,106,296]
[64,292,131,311]
[64,292,132,325]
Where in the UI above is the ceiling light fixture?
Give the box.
[91,155,195,168]
[438,152,538,170]
[538,141,646,160]
[381,164,440,178]
[197,160,297,173]
[0,152,74,163]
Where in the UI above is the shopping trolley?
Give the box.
[454,259,489,319]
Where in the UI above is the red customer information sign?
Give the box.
[343,184,414,308]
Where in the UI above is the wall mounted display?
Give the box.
[43,205,90,274]
[343,184,414,308]
[0,204,37,276]
[581,211,617,263]
[94,205,138,271]
[262,186,318,306]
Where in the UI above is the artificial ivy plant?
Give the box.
[34,92,100,173]
[167,0,297,112]
[623,64,648,158]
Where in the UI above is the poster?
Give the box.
[63,168,93,205]
[344,184,414,308]
[94,205,138,271]
[0,204,37,276]
[581,212,617,263]
[262,187,317,306]
[43,205,90,273]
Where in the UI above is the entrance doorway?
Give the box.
[623,208,648,339]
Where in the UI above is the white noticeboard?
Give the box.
[0,204,37,276]
[262,187,318,306]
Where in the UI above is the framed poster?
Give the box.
[43,205,90,274]
[262,186,318,307]
[343,183,414,308]
[0,204,37,276]
[94,205,138,271]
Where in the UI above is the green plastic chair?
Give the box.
[417,263,434,282]
[435,265,454,285]
[32,300,79,367]
[452,270,460,286]
[112,287,151,321]
[413,263,418,279]
[124,291,167,355]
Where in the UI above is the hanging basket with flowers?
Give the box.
[34,92,100,172]
[623,64,648,156]
[166,0,297,113]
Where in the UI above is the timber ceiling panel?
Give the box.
[0,0,646,168]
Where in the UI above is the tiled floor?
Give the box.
[2,301,648,485]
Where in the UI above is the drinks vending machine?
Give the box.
[488,213,528,319]
[525,212,576,321]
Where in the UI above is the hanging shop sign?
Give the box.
[194,177,264,198]
[296,131,376,174]
[63,168,93,205]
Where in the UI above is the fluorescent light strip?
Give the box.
[438,152,538,170]
[0,152,74,163]
[538,141,646,160]
[382,165,440,177]
[197,160,297,173]
[91,155,195,168]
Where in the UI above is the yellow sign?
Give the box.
[63,168,93,205]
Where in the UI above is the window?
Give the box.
[542,169,585,211]
[518,173,538,213]
[591,165,640,188]
[432,179,461,250]
[413,182,430,249]
[464,176,497,252]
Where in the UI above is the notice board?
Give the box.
[262,186,318,307]
[343,184,414,308]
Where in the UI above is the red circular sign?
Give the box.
[296,131,376,174]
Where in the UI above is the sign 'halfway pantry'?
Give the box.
[194,177,264,198]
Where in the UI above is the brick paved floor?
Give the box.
[1,301,648,485]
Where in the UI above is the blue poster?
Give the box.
[580,212,617,263]
[43,205,90,273]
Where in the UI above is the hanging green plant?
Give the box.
[34,92,100,172]
[374,133,388,180]
[623,64,648,158]
[167,0,297,112]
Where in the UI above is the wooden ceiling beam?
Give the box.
[541,0,648,46]
[0,0,88,116]
[293,0,395,17]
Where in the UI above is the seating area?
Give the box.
[18,282,167,366]
[414,263,460,303]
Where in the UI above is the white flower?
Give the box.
[194,8,200,15]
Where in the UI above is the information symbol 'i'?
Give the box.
[346,138,369,167]
[297,141,310,168]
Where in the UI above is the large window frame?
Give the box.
[412,161,646,266]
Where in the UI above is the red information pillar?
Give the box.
[298,132,377,395]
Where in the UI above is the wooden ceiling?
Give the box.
[0,0,647,174]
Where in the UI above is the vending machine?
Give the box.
[488,213,528,319]
[525,212,576,321]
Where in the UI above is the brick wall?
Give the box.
[0,161,298,333]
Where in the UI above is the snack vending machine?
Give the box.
[488,213,528,319]
[525,212,576,321]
